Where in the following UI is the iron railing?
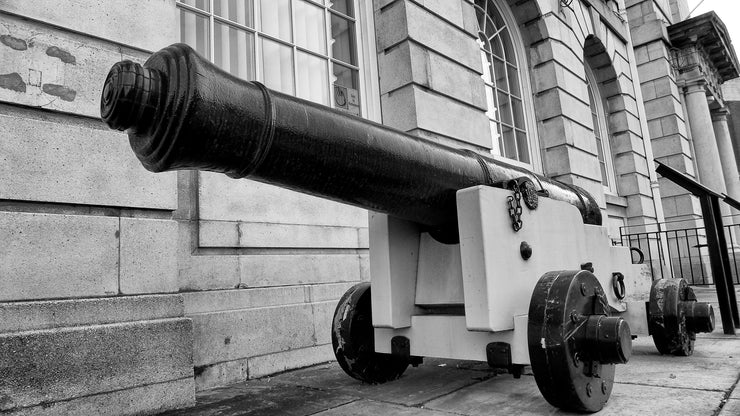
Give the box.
[619,218,740,286]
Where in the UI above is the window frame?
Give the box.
[176,0,380,120]
[585,63,617,194]
[473,0,541,173]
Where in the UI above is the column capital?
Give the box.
[711,107,730,123]
[682,80,707,95]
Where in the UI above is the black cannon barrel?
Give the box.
[101,43,601,237]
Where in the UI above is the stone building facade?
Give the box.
[0,0,737,414]
[625,0,739,278]
[631,1,739,223]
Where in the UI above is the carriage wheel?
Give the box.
[331,283,410,383]
[528,270,632,413]
[649,278,714,356]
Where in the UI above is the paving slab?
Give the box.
[424,374,727,416]
[700,331,740,340]
[699,320,739,338]
[159,382,357,416]
[616,337,740,391]
[157,289,740,416]
[630,334,740,359]
[719,399,740,416]
[732,386,740,400]
[693,287,740,338]
[312,399,451,416]
[161,349,739,416]
[675,336,740,359]
[606,383,726,416]
[423,375,559,415]
[270,360,493,406]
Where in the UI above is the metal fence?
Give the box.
[619,218,740,286]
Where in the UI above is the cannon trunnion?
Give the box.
[101,43,715,413]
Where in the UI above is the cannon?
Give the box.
[101,43,715,412]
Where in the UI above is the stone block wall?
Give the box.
[626,0,701,223]
[0,1,187,414]
[374,0,660,238]
[182,173,367,387]
[374,0,489,150]
[372,0,664,274]
[533,0,659,236]
[2,1,376,410]
[373,0,661,239]
[0,296,193,414]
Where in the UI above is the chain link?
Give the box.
[507,183,523,232]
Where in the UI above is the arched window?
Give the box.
[473,0,534,166]
[585,64,615,192]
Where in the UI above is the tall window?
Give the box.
[585,64,615,191]
[474,0,531,164]
[178,0,362,115]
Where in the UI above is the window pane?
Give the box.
[484,86,496,119]
[215,22,255,79]
[330,0,353,17]
[600,161,608,186]
[512,97,525,129]
[182,0,209,11]
[490,35,504,59]
[262,38,294,94]
[333,63,360,115]
[480,48,492,84]
[331,14,356,64]
[490,121,502,156]
[492,56,507,91]
[260,0,291,41]
[483,16,500,39]
[297,51,329,104]
[475,7,487,35]
[502,126,517,159]
[587,83,596,109]
[332,63,358,89]
[180,9,210,58]
[295,0,327,54]
[507,64,520,97]
[490,2,506,29]
[215,0,254,27]
[516,130,530,163]
[500,28,515,64]
[496,90,512,125]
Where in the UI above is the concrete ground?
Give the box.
[162,288,740,416]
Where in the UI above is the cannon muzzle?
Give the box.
[101,43,601,240]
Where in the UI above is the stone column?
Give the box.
[684,81,740,256]
[712,108,740,208]
[684,82,729,195]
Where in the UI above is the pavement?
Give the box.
[161,287,740,416]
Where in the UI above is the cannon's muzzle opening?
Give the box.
[101,60,162,134]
